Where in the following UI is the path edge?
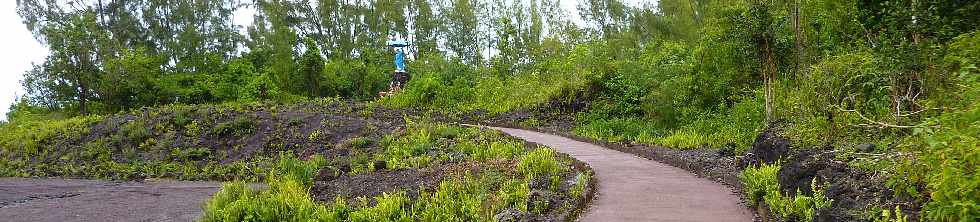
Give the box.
[462,124,599,222]
[462,122,760,220]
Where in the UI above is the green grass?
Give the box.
[574,94,764,154]
[202,153,334,221]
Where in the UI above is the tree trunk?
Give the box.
[763,37,777,123]
[793,0,805,78]
[78,78,89,115]
[97,0,106,27]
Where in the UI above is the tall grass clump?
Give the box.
[518,147,563,179]
[201,153,335,222]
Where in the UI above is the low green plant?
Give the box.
[348,137,373,149]
[215,117,255,137]
[202,153,336,221]
[121,120,152,143]
[170,147,211,161]
[570,171,592,198]
[185,120,202,137]
[741,163,782,205]
[203,158,542,222]
[873,206,909,222]
[497,177,531,212]
[740,163,834,222]
[81,139,113,162]
[202,178,334,222]
[308,130,321,142]
[273,152,326,188]
[347,192,412,221]
[518,147,563,179]
[457,140,524,161]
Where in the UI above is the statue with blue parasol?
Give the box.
[381,36,411,97]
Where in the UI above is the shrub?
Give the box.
[740,163,833,222]
[201,178,333,222]
[214,117,255,137]
[890,31,980,221]
[347,192,412,221]
[916,32,980,221]
[518,147,563,179]
[119,120,152,143]
[273,152,326,188]
[202,153,333,222]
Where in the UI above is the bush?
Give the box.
[876,31,980,221]
[201,178,334,222]
[0,115,102,160]
[740,163,833,222]
[903,31,980,221]
[518,147,563,179]
[202,153,334,222]
[273,152,326,188]
[214,117,255,137]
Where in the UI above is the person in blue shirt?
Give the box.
[384,36,411,95]
[394,47,406,72]
[387,36,409,73]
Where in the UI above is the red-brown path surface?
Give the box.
[491,127,754,222]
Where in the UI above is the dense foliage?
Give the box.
[7,0,979,220]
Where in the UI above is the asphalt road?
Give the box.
[0,177,222,222]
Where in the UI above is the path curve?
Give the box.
[491,127,753,222]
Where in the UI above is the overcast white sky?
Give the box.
[0,0,645,120]
[0,2,46,121]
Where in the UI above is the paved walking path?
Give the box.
[491,127,754,222]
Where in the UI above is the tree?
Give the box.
[20,11,106,114]
[409,0,439,57]
[443,0,481,64]
[299,38,326,97]
[17,0,244,113]
[250,0,301,94]
[577,0,628,39]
